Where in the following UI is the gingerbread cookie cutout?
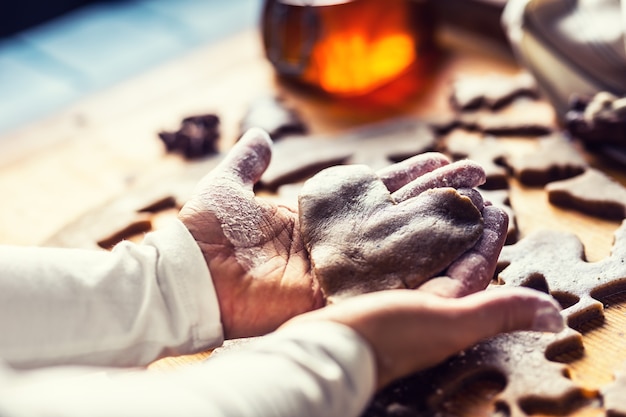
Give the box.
[442,129,510,189]
[239,95,307,141]
[450,72,539,111]
[547,168,626,220]
[459,111,553,137]
[365,327,591,417]
[505,132,588,186]
[497,220,626,327]
[298,163,484,301]
[602,364,626,417]
[158,114,220,159]
[45,156,223,249]
[259,135,353,191]
[260,118,437,191]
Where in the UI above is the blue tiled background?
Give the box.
[0,0,263,136]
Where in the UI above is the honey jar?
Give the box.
[261,0,437,97]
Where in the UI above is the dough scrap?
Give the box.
[298,164,483,301]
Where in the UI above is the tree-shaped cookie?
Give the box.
[497,221,626,327]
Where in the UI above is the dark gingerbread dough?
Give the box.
[298,164,483,301]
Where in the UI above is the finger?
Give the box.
[391,159,486,203]
[377,152,450,193]
[457,188,484,212]
[210,127,273,190]
[418,205,508,297]
[457,287,565,341]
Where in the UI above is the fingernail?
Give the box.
[532,304,565,332]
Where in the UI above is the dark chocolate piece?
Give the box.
[97,217,152,249]
[158,114,220,159]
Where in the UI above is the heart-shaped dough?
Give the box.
[299,164,484,301]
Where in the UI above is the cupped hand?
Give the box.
[178,128,508,339]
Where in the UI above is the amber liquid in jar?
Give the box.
[261,0,436,97]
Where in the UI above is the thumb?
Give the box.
[211,127,273,190]
[456,287,565,344]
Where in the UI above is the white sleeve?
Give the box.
[0,321,377,417]
[0,219,223,369]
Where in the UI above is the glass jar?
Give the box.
[261,0,437,97]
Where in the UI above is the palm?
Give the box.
[179,131,323,339]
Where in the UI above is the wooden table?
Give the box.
[1,26,625,416]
